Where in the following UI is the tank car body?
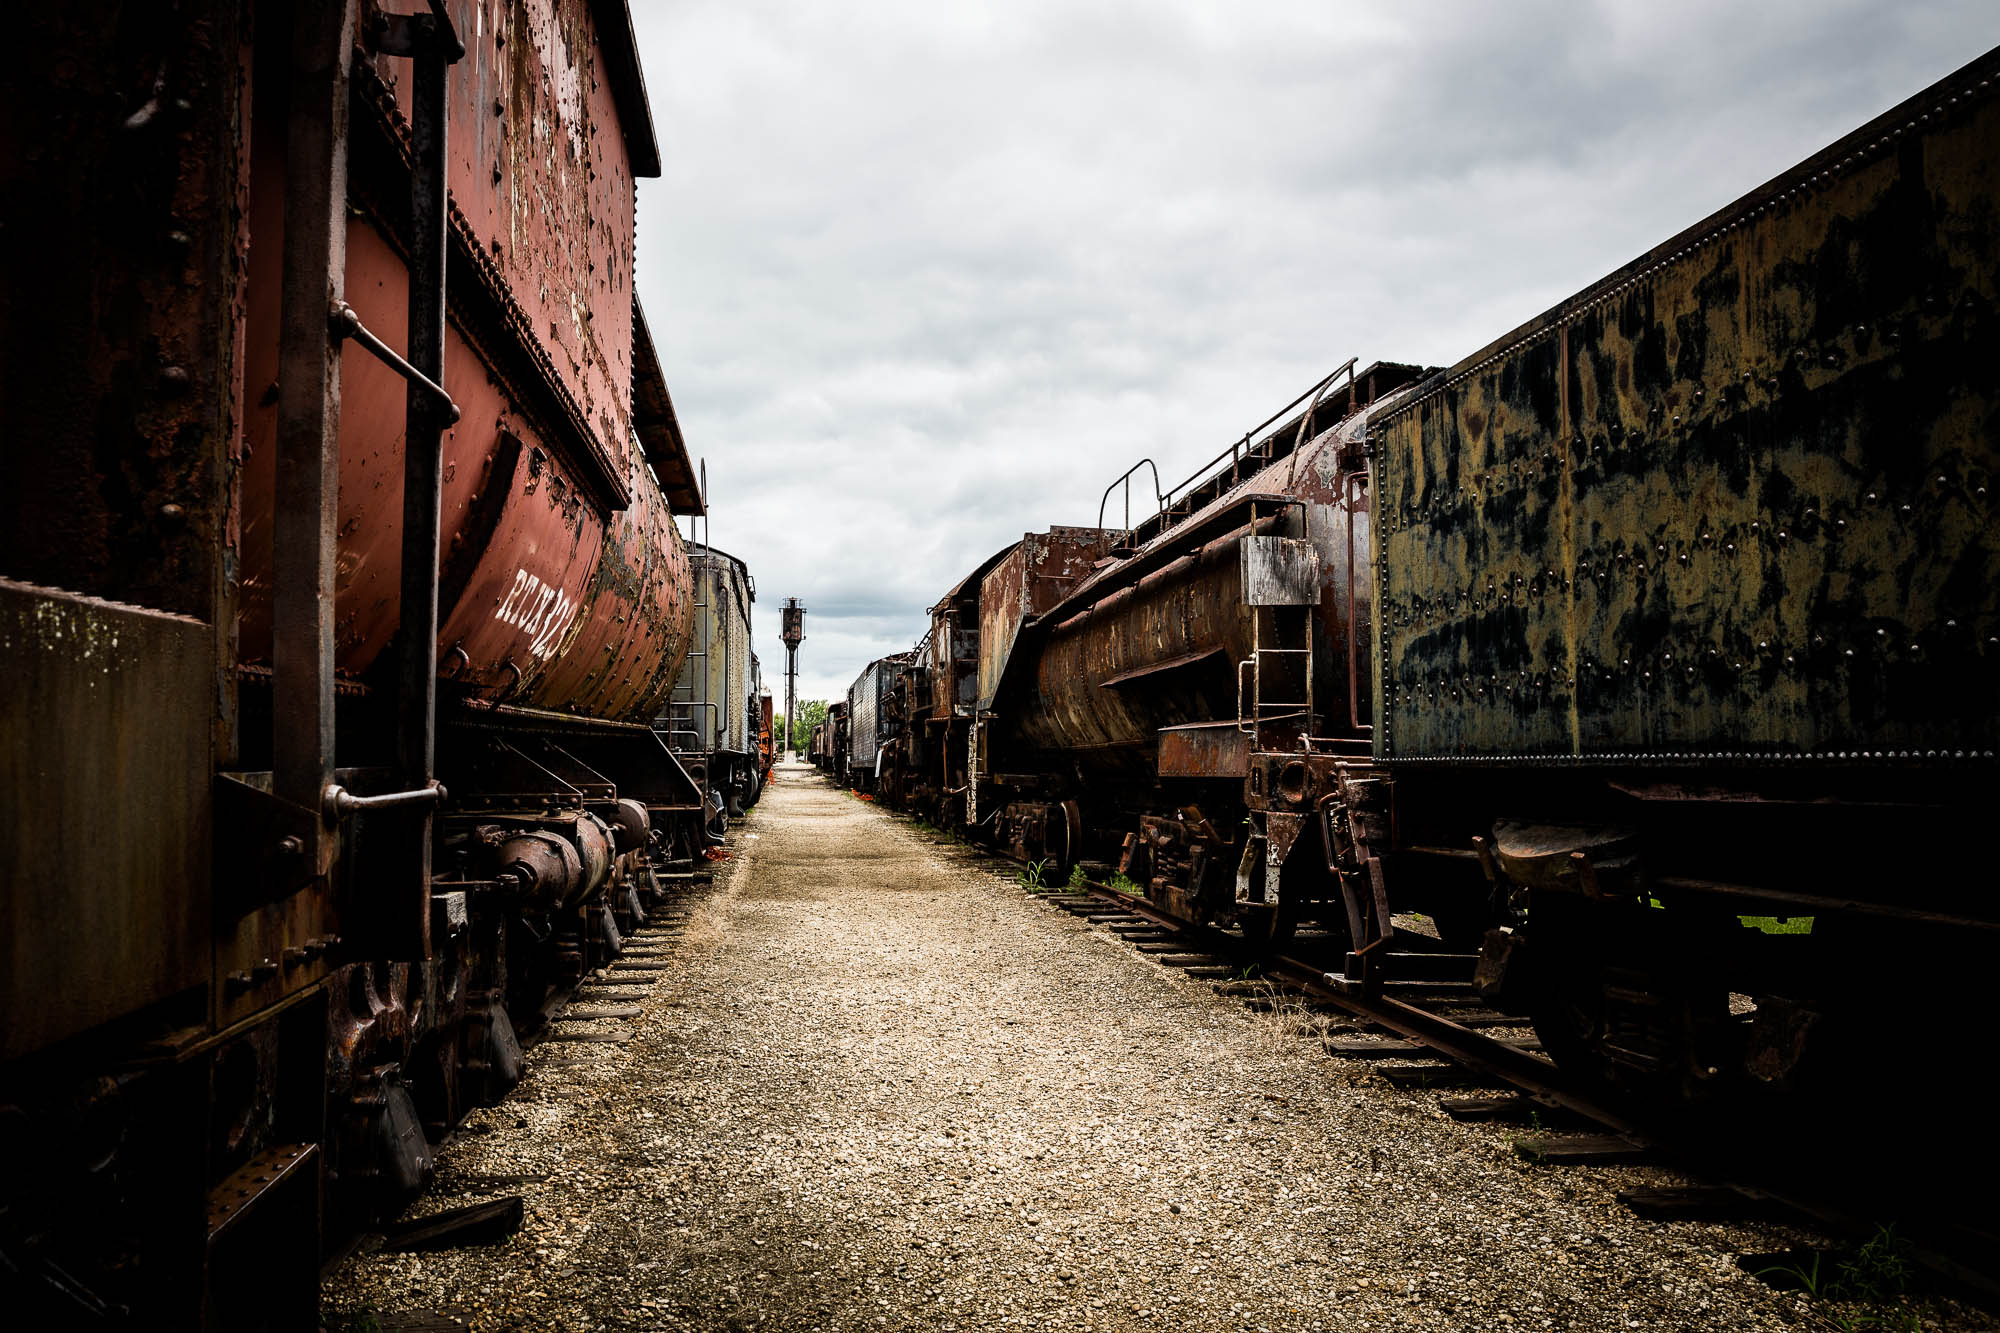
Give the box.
[0,1,713,1322]
[661,543,763,821]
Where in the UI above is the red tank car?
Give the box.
[0,2,718,1323]
[231,11,696,723]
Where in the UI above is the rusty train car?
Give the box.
[877,51,2000,1121]
[0,1,729,1324]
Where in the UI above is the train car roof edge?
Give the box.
[593,1,662,178]
[632,299,703,514]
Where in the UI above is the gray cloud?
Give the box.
[629,0,1998,709]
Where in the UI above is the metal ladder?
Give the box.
[1236,500,1315,751]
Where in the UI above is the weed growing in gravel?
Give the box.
[1107,872,1143,896]
[1067,864,1088,889]
[1753,1226,1925,1333]
[1017,859,1050,891]
[1509,1111,1546,1161]
[1248,980,1339,1053]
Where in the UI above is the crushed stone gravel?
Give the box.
[323,763,1994,1332]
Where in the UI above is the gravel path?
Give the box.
[324,763,1989,1332]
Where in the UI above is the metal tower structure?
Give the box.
[779,597,806,760]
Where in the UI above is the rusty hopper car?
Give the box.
[0,1,710,1324]
[662,543,761,821]
[948,48,2000,1136]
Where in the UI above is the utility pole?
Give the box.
[780,597,806,760]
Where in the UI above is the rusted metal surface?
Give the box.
[271,0,358,863]
[237,218,696,723]
[847,654,909,777]
[0,3,248,625]
[234,0,698,728]
[1157,722,1251,780]
[0,582,213,1059]
[365,0,655,492]
[1015,532,1252,774]
[1240,536,1320,606]
[974,527,1116,710]
[1373,52,2000,764]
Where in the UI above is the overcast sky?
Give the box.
[627,0,1999,712]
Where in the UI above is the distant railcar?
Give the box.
[661,543,763,821]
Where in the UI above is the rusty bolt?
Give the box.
[277,835,304,856]
[158,365,191,393]
[224,970,254,995]
[158,502,187,525]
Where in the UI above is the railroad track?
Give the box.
[918,835,2000,1313]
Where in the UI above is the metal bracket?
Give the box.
[366,0,465,62]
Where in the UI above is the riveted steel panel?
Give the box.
[1373,55,2000,762]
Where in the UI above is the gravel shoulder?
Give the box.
[324,763,1991,1333]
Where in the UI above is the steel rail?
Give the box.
[1067,877,1648,1137]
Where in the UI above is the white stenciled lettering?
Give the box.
[495,568,534,623]
[493,566,580,660]
[529,595,579,659]
[524,585,558,635]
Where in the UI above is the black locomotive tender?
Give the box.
[838,49,2000,1128]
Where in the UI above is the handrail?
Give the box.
[1167,357,1358,512]
[328,302,458,420]
[324,779,447,820]
[1092,359,1362,561]
[1095,458,1164,534]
